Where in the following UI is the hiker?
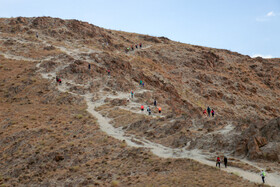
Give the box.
[135,44,138,49]
[211,109,215,117]
[216,156,221,168]
[88,63,91,70]
[260,170,266,183]
[224,156,228,168]
[158,107,162,113]
[142,82,144,87]
[147,106,151,115]
[107,69,110,76]
[203,109,207,116]
[56,76,59,83]
[131,91,134,98]
[36,32,38,38]
[140,43,142,48]
[125,47,130,53]
[207,106,211,117]
[58,78,62,84]
[141,105,144,111]
[154,99,157,107]
[131,46,134,51]
[139,80,142,86]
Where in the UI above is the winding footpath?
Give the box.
[1,35,279,186]
[36,61,280,187]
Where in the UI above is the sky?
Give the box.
[0,0,279,58]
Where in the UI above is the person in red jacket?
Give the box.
[141,105,144,111]
[211,109,215,117]
[107,69,110,76]
[216,156,221,168]
[203,109,207,116]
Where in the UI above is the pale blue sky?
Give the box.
[0,0,279,58]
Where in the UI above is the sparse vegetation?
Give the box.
[0,16,278,187]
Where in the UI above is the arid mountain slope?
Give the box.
[0,17,279,186]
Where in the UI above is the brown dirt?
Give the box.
[1,16,279,186]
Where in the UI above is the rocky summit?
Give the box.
[0,17,279,186]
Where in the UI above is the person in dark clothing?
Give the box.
[147,106,151,115]
[216,157,221,168]
[211,109,215,117]
[131,46,134,51]
[88,63,91,70]
[135,44,138,49]
[224,156,228,168]
[207,106,211,117]
[154,99,157,107]
[140,43,142,48]
[56,76,59,83]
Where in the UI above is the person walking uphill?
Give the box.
[107,69,110,76]
[88,63,91,70]
[203,109,207,116]
[141,105,144,111]
[224,156,228,168]
[158,107,162,113]
[260,170,266,183]
[211,109,215,117]
[216,156,221,168]
[131,91,134,98]
[147,106,151,115]
[154,99,157,107]
[207,106,211,117]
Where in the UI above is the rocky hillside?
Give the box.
[0,17,279,186]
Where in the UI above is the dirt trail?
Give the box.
[34,59,280,187]
[1,37,279,186]
[0,51,38,62]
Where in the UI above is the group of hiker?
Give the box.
[125,43,142,53]
[216,156,227,168]
[130,88,161,115]
[140,99,161,115]
[216,156,267,184]
[203,106,215,117]
[139,80,144,87]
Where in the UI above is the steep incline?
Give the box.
[1,17,280,186]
